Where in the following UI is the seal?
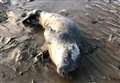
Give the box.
[22,10,81,76]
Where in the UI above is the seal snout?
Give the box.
[57,66,65,76]
[56,43,81,76]
[57,65,70,76]
[57,61,79,76]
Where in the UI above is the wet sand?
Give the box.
[0,0,120,83]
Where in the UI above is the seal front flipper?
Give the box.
[34,50,49,65]
[38,42,50,64]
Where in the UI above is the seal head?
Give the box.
[56,43,80,76]
[22,10,42,28]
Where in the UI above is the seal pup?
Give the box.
[22,10,82,76]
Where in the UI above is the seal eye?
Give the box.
[48,26,56,33]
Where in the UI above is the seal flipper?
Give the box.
[40,42,50,64]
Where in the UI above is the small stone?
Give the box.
[92,82,96,83]
[31,79,36,83]
[19,72,24,75]
[118,65,120,69]
[58,9,69,16]
[98,17,104,21]
[108,34,113,42]
[1,71,6,78]
[27,0,34,2]
[21,13,27,17]
[91,20,98,24]
[101,76,106,79]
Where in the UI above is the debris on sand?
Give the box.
[91,20,98,24]
[0,3,8,23]
[31,79,36,83]
[6,10,17,23]
[108,30,120,45]
[58,9,69,16]
[21,12,27,17]
[19,71,24,75]
[27,0,34,2]
[0,0,3,3]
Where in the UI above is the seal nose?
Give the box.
[57,67,66,76]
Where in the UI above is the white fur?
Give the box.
[54,43,80,66]
[50,42,64,66]
[54,44,64,66]
[69,43,80,61]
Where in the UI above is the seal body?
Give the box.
[22,10,81,76]
[39,11,81,76]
